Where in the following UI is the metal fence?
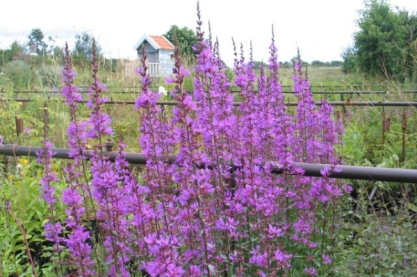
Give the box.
[1,144,416,183]
[2,98,417,107]
[3,89,417,95]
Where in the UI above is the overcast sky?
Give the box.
[0,0,415,66]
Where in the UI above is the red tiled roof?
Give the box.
[149,35,175,50]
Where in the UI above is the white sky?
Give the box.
[0,0,415,67]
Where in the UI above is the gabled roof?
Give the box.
[133,34,175,51]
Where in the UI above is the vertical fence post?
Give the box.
[340,93,346,114]
[401,111,407,163]
[381,111,386,145]
[15,115,23,137]
[381,114,390,145]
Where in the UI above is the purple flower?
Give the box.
[62,187,83,207]
[325,183,343,196]
[305,267,318,275]
[42,13,348,275]
[44,222,64,251]
[268,224,284,238]
[322,254,332,265]
[342,184,354,194]
[165,77,174,84]
[320,167,331,177]
[37,138,59,206]
[135,92,161,109]
[60,68,77,83]
[249,246,267,267]
[65,226,95,276]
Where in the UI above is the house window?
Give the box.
[170,53,175,60]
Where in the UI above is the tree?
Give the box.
[342,47,359,73]
[164,25,197,62]
[50,46,64,62]
[72,32,102,63]
[27,28,48,55]
[281,61,293,68]
[400,10,417,81]
[344,0,417,79]
[0,41,25,66]
[330,60,343,67]
[311,60,325,67]
[355,0,404,76]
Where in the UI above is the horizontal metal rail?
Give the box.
[99,84,415,89]
[3,98,417,107]
[1,144,416,183]
[4,90,417,95]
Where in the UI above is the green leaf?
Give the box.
[406,202,417,213]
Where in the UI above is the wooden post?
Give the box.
[340,93,346,114]
[15,115,23,137]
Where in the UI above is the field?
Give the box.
[1,43,417,277]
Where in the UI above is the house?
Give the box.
[133,34,175,77]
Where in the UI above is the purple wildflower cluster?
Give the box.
[35,100,66,275]
[133,18,345,276]
[60,43,96,276]
[36,8,348,277]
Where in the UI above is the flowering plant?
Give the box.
[35,7,347,277]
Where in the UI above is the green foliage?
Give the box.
[403,39,417,81]
[355,0,403,76]
[102,58,118,73]
[0,41,25,67]
[280,61,293,69]
[344,0,417,80]
[164,25,197,63]
[72,32,102,66]
[0,158,66,276]
[2,60,35,88]
[27,28,48,56]
[331,87,417,275]
[332,183,417,276]
[311,60,343,67]
[1,57,64,89]
[49,46,65,64]
[341,47,359,73]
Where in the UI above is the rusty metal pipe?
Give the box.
[4,98,417,107]
[5,89,417,95]
[1,144,416,183]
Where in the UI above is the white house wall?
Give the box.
[135,40,175,76]
[136,41,158,63]
[159,49,175,75]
